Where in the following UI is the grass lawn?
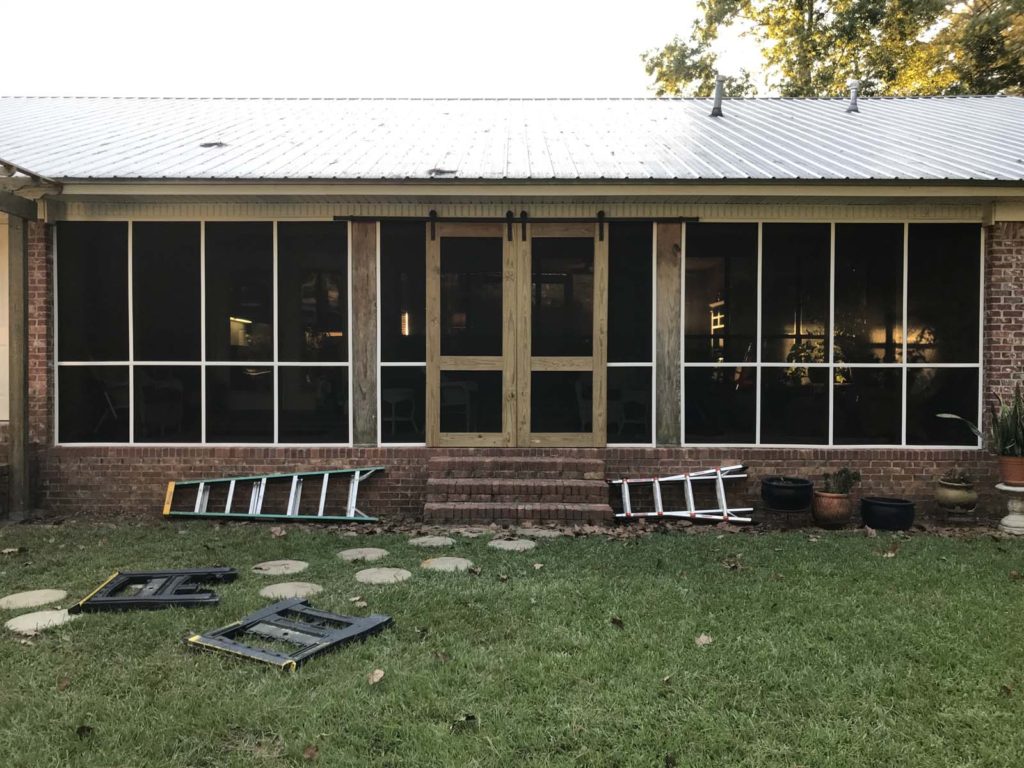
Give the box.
[1,521,1023,767]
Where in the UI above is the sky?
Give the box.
[2,0,758,98]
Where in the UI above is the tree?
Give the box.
[643,0,1024,97]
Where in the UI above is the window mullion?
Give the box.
[128,221,134,444]
[273,221,279,445]
[754,221,762,445]
[901,222,909,447]
[828,222,835,446]
[200,220,206,444]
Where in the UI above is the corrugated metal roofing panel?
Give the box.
[0,96,1022,182]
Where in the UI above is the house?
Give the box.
[0,95,1021,521]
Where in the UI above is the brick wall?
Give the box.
[12,219,1024,521]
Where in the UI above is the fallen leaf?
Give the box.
[665,754,678,768]
[269,526,287,538]
[533,563,544,570]
[722,555,743,571]
[415,626,429,640]
[1000,683,1014,697]
[498,574,509,583]
[76,724,94,739]
[695,633,714,647]
[367,668,384,686]
[57,676,71,692]
[882,542,900,558]
[864,526,877,538]
[302,745,319,761]
[661,673,674,684]
[348,596,363,603]
[610,616,625,630]
[433,651,451,663]
[468,566,482,576]
[1011,571,1022,581]
[450,714,478,734]
[807,535,820,543]
[1,547,24,555]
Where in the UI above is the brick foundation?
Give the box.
[10,219,1024,522]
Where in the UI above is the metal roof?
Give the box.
[0,96,1022,183]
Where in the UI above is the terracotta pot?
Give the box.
[934,480,978,512]
[998,456,1024,486]
[812,491,852,526]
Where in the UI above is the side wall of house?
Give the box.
[15,219,1024,520]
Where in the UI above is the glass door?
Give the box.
[426,223,516,446]
[516,223,607,447]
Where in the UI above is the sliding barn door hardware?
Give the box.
[69,567,238,613]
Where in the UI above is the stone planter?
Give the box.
[934,480,978,513]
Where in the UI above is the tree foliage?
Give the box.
[643,0,1024,97]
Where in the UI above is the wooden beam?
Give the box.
[350,222,378,446]
[7,216,29,521]
[0,192,35,220]
[655,223,682,446]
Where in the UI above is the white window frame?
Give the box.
[54,219,354,447]
[679,219,985,450]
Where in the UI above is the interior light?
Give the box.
[401,311,410,337]
[229,316,253,325]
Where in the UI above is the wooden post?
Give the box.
[350,221,378,446]
[7,215,29,521]
[655,223,682,446]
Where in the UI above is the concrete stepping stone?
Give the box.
[338,547,389,562]
[515,527,566,539]
[251,559,308,576]
[5,609,78,636]
[409,536,455,548]
[355,567,412,585]
[259,581,323,600]
[421,556,474,573]
[0,589,68,610]
[488,538,537,552]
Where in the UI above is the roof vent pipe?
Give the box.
[846,79,860,113]
[710,74,725,118]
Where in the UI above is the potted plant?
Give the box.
[761,476,814,511]
[937,383,1024,486]
[934,467,978,514]
[812,467,861,526]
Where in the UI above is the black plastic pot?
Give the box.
[861,496,915,531]
[761,476,814,511]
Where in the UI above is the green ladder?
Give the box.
[163,467,383,522]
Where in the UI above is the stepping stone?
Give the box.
[408,536,455,548]
[5,609,78,636]
[355,568,412,585]
[421,557,474,573]
[259,581,323,600]
[338,547,389,563]
[0,589,68,610]
[515,527,565,539]
[251,559,308,576]
[488,538,537,552]
[454,527,490,538]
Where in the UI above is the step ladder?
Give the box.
[70,567,237,613]
[163,467,383,522]
[609,464,753,523]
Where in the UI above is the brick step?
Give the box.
[426,455,605,480]
[423,501,613,524]
[425,477,609,504]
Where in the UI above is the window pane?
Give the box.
[278,366,349,443]
[133,222,200,361]
[833,367,902,445]
[531,237,594,357]
[684,366,756,444]
[440,370,502,433]
[381,366,426,443]
[607,367,652,444]
[908,224,981,364]
[380,222,426,362]
[685,223,757,363]
[761,223,830,363]
[57,222,128,361]
[58,366,129,442]
[440,237,503,356]
[278,221,348,362]
[608,223,653,363]
[205,366,273,442]
[834,224,903,363]
[134,366,201,442]
[907,367,979,446]
[531,371,592,433]
[760,367,829,444]
[205,222,273,361]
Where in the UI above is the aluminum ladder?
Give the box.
[609,464,753,523]
[163,466,383,522]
